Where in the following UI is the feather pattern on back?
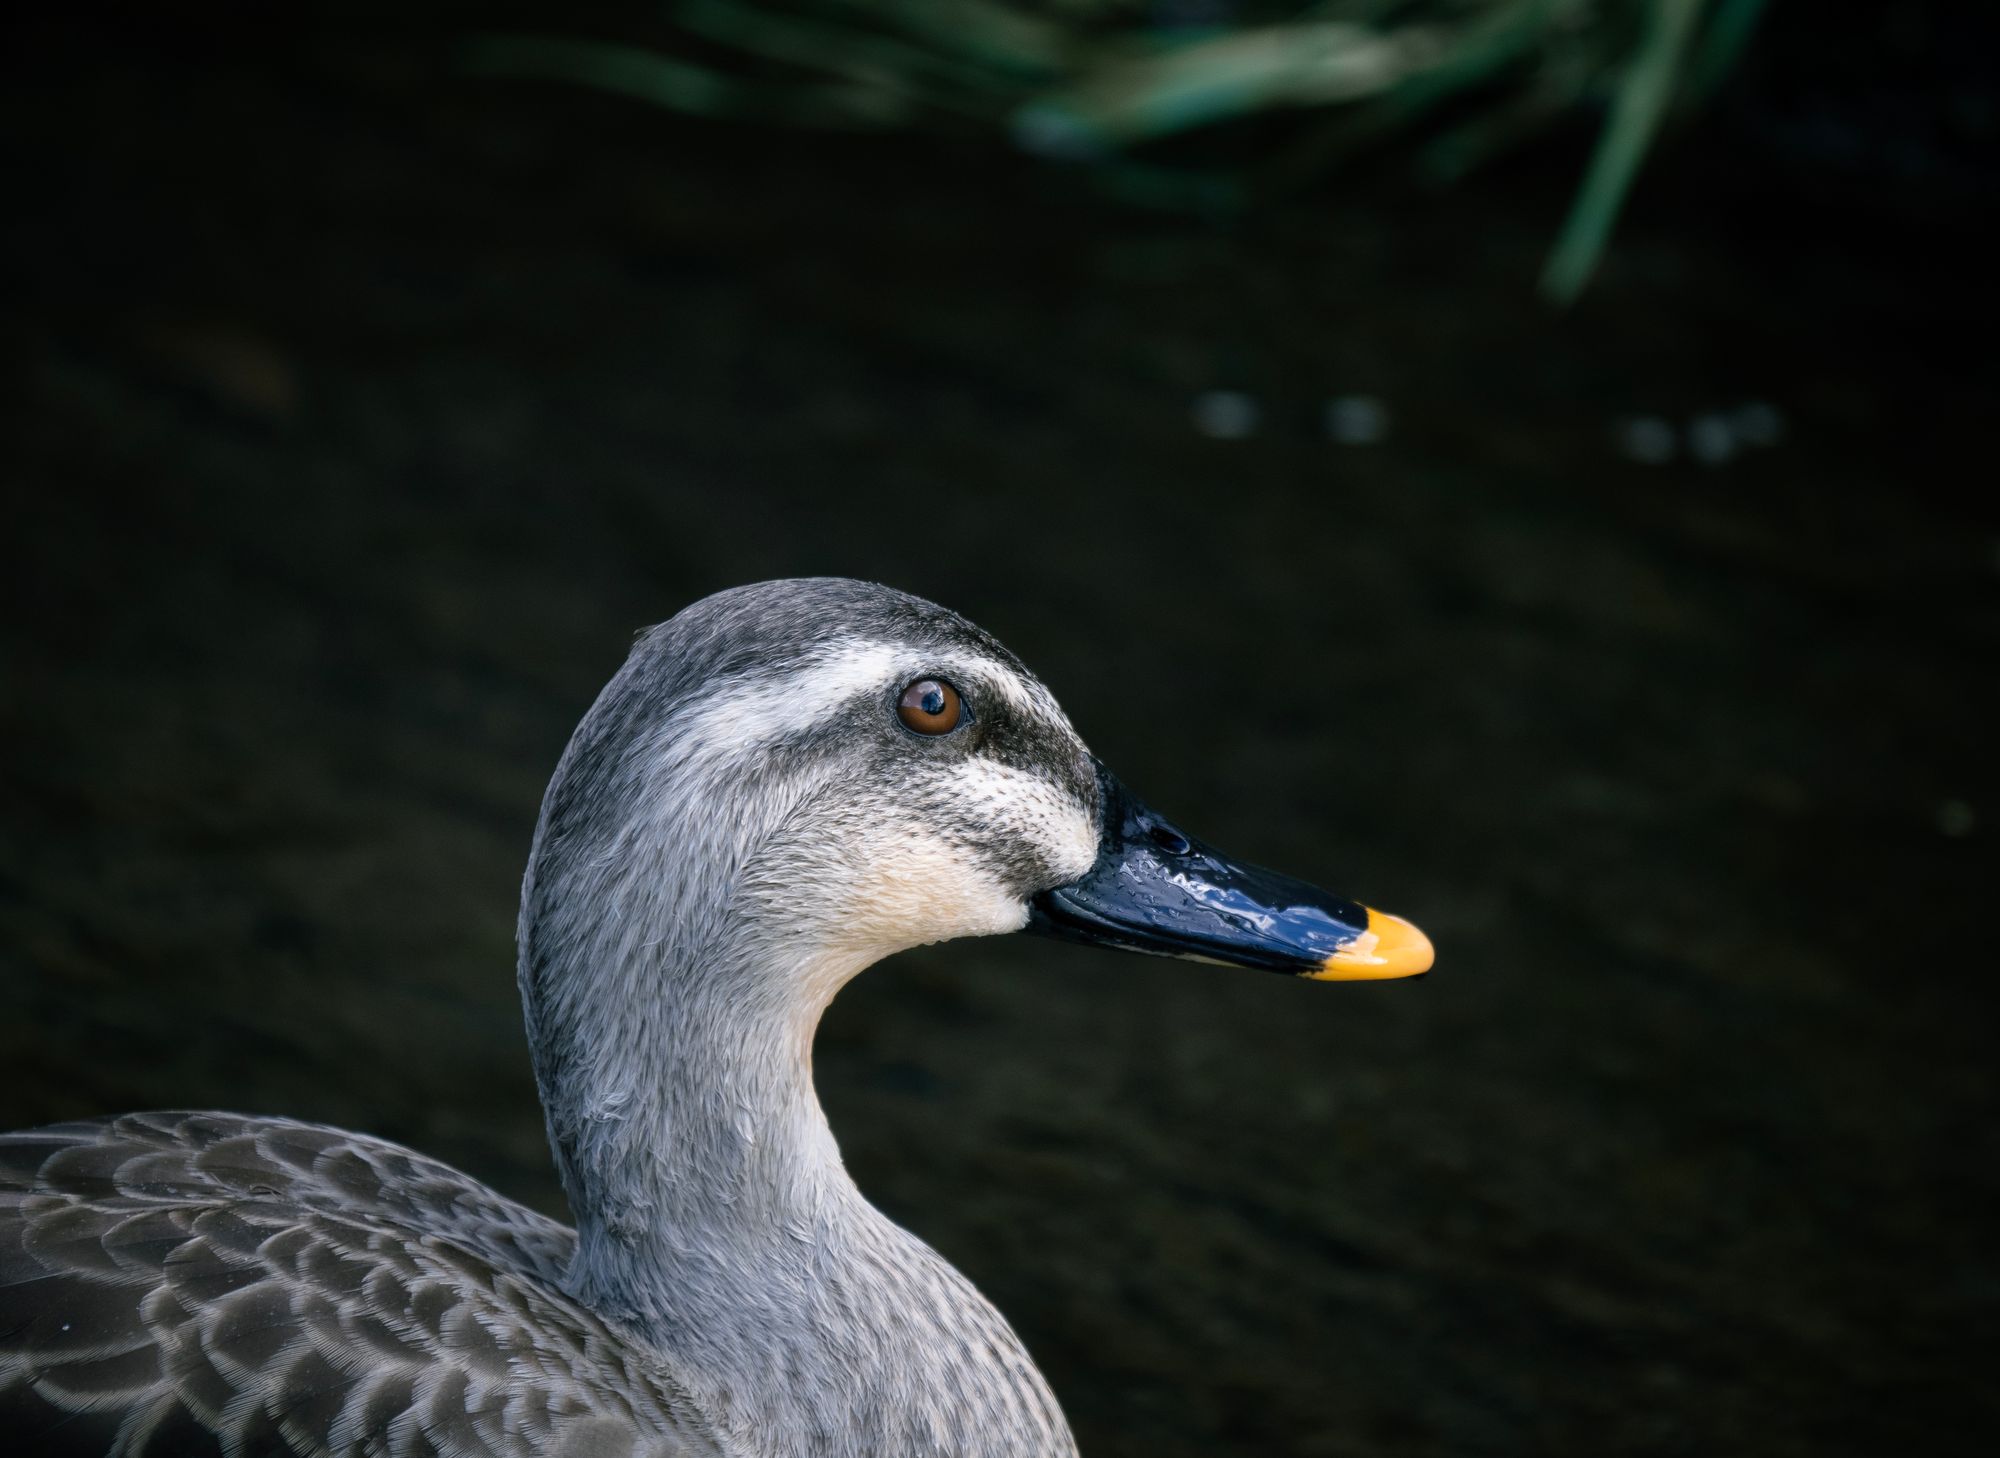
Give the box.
[0,1111,725,1457]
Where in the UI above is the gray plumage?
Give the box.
[0,1112,720,1457]
[3,580,1103,1458]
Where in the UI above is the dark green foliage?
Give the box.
[465,0,1768,300]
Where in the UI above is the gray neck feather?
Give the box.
[516,639,1075,1457]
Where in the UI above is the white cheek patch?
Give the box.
[829,830,1031,957]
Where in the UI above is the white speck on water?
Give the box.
[1732,401,1786,446]
[1688,413,1739,466]
[1937,799,1977,838]
[1192,390,1259,440]
[60,1323,70,1332]
[1325,394,1389,445]
[1614,416,1677,465]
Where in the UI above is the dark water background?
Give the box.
[3,6,1996,1454]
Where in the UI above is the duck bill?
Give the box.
[1026,772,1433,981]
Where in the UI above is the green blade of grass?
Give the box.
[1255,0,1559,197]
[1012,21,1433,156]
[674,0,1025,118]
[1539,0,1707,304]
[460,33,912,127]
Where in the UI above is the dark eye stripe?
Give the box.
[897,677,964,736]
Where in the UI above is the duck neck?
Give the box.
[519,909,1075,1457]
[520,918,1075,1455]
[525,927,864,1330]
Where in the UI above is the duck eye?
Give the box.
[896,677,963,736]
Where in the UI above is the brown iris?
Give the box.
[896,677,962,735]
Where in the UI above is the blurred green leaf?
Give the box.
[465,1,1767,300]
[1540,0,1705,303]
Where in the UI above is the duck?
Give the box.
[0,578,1433,1458]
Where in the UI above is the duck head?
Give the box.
[523,578,1429,1032]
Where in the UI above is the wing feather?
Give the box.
[0,1113,724,1457]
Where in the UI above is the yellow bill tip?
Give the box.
[1307,908,1435,981]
